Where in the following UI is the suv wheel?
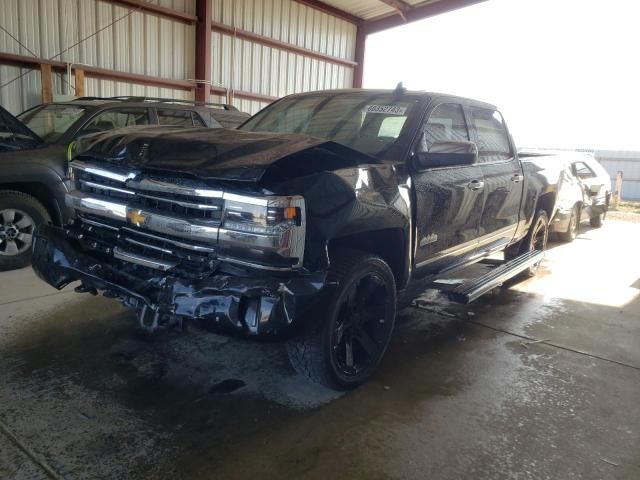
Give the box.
[0,191,51,271]
[558,205,579,242]
[590,213,603,228]
[286,249,397,389]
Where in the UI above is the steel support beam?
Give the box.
[0,52,276,105]
[211,22,357,68]
[0,52,64,69]
[366,0,486,34]
[195,0,212,102]
[378,0,412,21]
[353,26,367,88]
[109,0,197,24]
[292,0,361,25]
[81,65,194,90]
[211,86,277,104]
[0,52,193,91]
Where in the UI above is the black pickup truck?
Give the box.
[32,88,559,389]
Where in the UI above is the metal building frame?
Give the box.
[0,0,485,105]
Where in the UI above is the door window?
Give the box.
[470,108,512,162]
[420,103,469,151]
[157,109,205,127]
[81,108,150,135]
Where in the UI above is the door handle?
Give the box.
[511,174,524,183]
[467,180,485,191]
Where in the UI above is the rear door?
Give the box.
[470,106,523,255]
[412,102,485,274]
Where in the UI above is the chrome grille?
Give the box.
[70,160,225,272]
[75,168,224,223]
[68,159,306,272]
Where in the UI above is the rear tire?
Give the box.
[509,209,549,278]
[286,249,397,389]
[0,191,51,271]
[558,205,579,242]
[590,213,603,228]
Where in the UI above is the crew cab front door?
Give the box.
[470,107,523,255]
[411,102,485,275]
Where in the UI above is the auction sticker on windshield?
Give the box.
[365,105,407,115]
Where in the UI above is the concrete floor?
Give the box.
[1,217,639,480]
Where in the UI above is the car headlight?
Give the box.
[219,193,306,270]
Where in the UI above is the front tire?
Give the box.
[0,191,51,271]
[286,250,397,389]
[590,213,603,228]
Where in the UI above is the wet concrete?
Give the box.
[1,219,639,479]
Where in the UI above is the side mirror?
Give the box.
[414,140,478,170]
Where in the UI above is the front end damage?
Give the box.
[31,126,409,338]
[32,222,325,335]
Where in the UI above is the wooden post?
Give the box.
[40,63,53,103]
[612,171,624,208]
[74,68,85,97]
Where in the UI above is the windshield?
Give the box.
[18,104,86,144]
[240,93,417,159]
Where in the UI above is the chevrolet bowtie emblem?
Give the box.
[127,209,147,226]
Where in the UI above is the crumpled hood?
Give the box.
[75,126,335,182]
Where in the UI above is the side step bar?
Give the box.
[448,250,544,304]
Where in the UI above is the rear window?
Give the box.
[81,108,150,135]
[470,107,512,162]
[573,161,596,179]
[157,109,205,127]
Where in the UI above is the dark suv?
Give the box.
[0,97,249,270]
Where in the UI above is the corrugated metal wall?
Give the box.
[594,150,640,200]
[211,0,356,114]
[1,0,358,116]
[0,0,195,114]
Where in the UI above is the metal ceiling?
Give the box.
[314,0,470,22]
[318,0,398,20]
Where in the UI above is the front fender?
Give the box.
[270,164,411,284]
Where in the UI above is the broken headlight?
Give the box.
[219,193,306,270]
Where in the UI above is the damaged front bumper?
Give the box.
[32,224,326,336]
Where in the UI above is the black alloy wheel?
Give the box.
[329,271,394,382]
[522,209,549,277]
[286,250,397,389]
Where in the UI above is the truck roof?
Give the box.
[280,88,498,111]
